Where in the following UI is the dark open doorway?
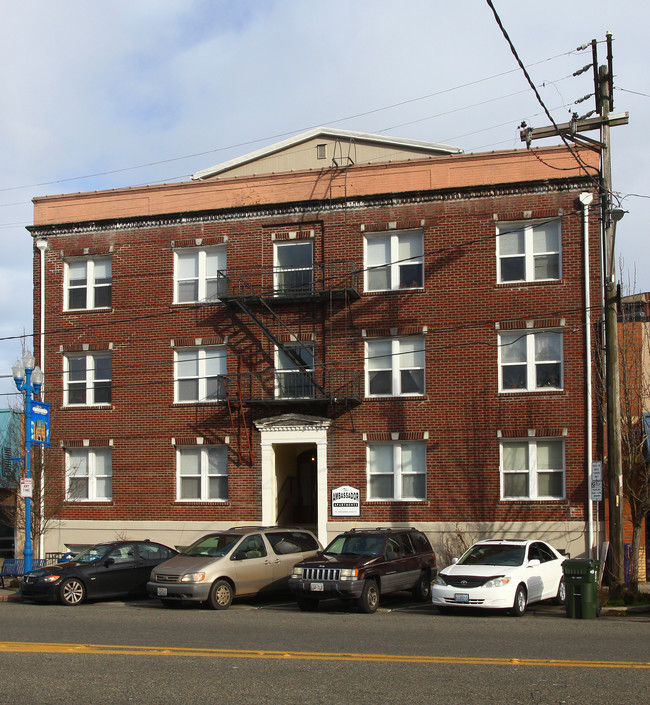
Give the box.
[275,445,317,528]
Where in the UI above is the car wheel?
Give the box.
[59,578,85,606]
[412,571,431,601]
[357,579,380,614]
[207,579,233,610]
[553,578,566,606]
[511,585,527,617]
[297,597,319,612]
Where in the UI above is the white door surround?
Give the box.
[255,414,331,545]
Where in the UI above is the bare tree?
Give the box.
[618,290,650,590]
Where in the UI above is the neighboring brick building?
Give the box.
[28,128,603,556]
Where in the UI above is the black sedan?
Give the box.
[20,540,177,606]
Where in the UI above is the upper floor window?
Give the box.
[174,246,226,304]
[500,438,565,500]
[499,330,563,392]
[275,344,315,399]
[66,447,112,501]
[497,220,561,283]
[177,445,228,502]
[274,240,313,295]
[65,257,112,310]
[366,337,425,397]
[175,347,226,403]
[364,229,424,292]
[64,353,112,406]
[367,441,426,501]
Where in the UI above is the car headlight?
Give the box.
[180,572,206,583]
[483,576,511,588]
[42,574,60,583]
[433,575,448,586]
[339,568,358,581]
[291,567,303,579]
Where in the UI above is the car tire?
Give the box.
[297,597,319,612]
[412,571,431,601]
[553,578,566,606]
[511,585,527,617]
[357,579,380,614]
[58,578,85,606]
[206,579,234,610]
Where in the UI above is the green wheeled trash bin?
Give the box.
[562,558,601,619]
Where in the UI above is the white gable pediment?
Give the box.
[254,413,331,432]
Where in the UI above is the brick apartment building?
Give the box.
[28,128,603,557]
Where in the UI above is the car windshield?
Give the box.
[324,535,386,557]
[71,544,113,563]
[458,544,525,567]
[183,533,241,557]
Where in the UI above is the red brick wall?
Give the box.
[32,177,602,528]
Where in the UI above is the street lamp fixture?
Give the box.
[12,350,44,573]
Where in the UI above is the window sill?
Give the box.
[65,499,113,504]
[364,500,429,505]
[498,389,564,396]
[171,401,224,408]
[496,279,563,288]
[63,307,114,314]
[61,404,113,410]
[498,498,567,504]
[365,395,428,401]
[174,501,230,506]
[363,288,425,296]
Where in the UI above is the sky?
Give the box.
[1,0,648,401]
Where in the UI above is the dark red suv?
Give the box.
[288,527,437,613]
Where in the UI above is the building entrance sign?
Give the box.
[331,485,360,517]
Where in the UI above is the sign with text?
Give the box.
[29,400,51,446]
[591,461,603,501]
[20,477,33,498]
[331,485,361,517]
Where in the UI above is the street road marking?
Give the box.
[0,642,648,669]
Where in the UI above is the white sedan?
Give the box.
[431,538,566,616]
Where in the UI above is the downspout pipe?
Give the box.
[36,238,48,559]
[579,193,595,557]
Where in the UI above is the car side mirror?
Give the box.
[451,557,459,564]
[104,557,115,567]
[528,558,541,567]
[232,550,246,561]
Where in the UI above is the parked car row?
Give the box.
[19,530,567,617]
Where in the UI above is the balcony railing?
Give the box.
[216,261,361,302]
[222,370,362,405]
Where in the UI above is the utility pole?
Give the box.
[520,33,627,585]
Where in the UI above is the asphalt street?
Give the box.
[1,591,649,705]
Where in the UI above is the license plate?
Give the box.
[157,587,168,597]
[310,582,324,592]
[454,593,469,603]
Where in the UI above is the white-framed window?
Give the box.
[275,344,315,399]
[176,445,228,501]
[497,220,561,283]
[499,330,562,392]
[174,246,226,303]
[364,229,424,292]
[64,353,112,405]
[175,347,226,403]
[274,240,313,295]
[65,257,112,310]
[367,442,426,501]
[500,438,565,500]
[66,447,112,501]
[366,337,425,397]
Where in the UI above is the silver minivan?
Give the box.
[147,526,321,609]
